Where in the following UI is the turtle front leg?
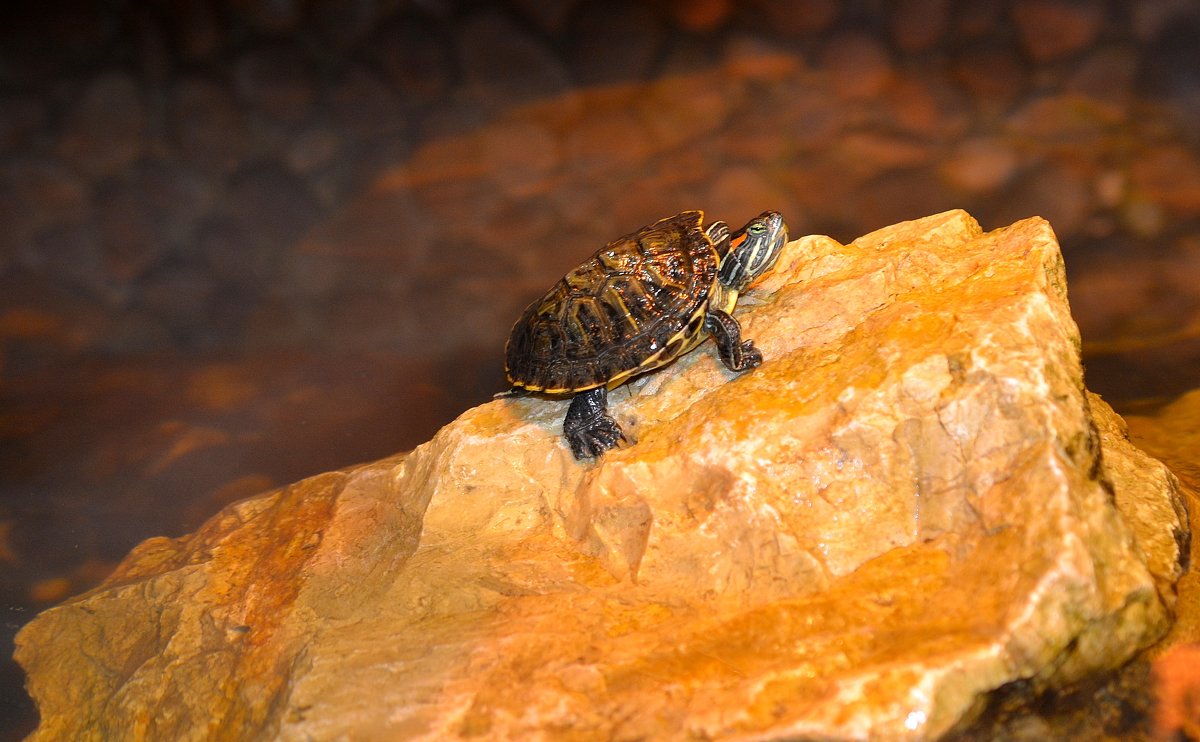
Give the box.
[705,309,763,372]
[563,386,625,459]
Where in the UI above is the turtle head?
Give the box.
[718,211,789,292]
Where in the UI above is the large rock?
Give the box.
[15,211,1188,740]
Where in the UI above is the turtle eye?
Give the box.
[748,223,767,235]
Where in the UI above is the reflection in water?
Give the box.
[2,1,1200,737]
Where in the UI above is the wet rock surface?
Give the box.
[14,212,1188,740]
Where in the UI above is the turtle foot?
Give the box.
[706,309,763,373]
[720,338,758,369]
[566,414,626,459]
[730,340,763,371]
[563,387,625,460]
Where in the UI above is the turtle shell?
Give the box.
[505,210,719,394]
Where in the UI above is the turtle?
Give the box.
[502,209,789,460]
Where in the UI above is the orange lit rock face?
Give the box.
[15,211,1188,740]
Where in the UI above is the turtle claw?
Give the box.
[564,387,626,460]
[567,414,626,459]
[736,340,763,370]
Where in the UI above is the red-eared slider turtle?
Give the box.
[502,210,789,459]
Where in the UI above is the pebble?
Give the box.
[232,43,316,125]
[721,35,803,82]
[782,158,855,232]
[285,126,342,175]
[611,176,705,236]
[821,33,894,101]
[169,77,253,174]
[135,12,173,87]
[94,179,170,285]
[227,0,302,33]
[854,170,957,232]
[327,65,405,141]
[707,166,797,230]
[881,72,955,139]
[889,0,950,52]
[0,273,107,351]
[665,0,734,33]
[57,71,147,178]
[140,265,217,338]
[636,74,733,150]
[130,160,213,250]
[27,222,104,297]
[0,6,119,86]
[279,247,348,299]
[1136,13,1200,115]
[476,197,559,273]
[1130,145,1200,216]
[658,34,723,77]
[457,10,571,110]
[166,0,221,62]
[1005,93,1112,147]
[99,310,172,353]
[29,578,72,605]
[478,118,561,198]
[1011,0,1106,63]
[0,157,87,275]
[775,85,843,152]
[306,0,380,48]
[750,0,839,36]
[509,0,577,36]
[1094,170,1125,208]
[839,133,933,182]
[1066,46,1138,119]
[226,164,324,259]
[995,163,1093,238]
[1161,235,1200,298]
[242,298,310,350]
[410,173,501,247]
[940,137,1019,194]
[565,108,656,178]
[719,107,793,164]
[952,0,1004,38]
[1,156,90,233]
[546,180,610,237]
[951,44,1030,115]
[566,1,663,84]
[1119,198,1167,240]
[401,130,481,191]
[369,17,454,105]
[1065,242,1155,336]
[1131,0,1200,41]
[0,95,47,153]
[198,218,271,287]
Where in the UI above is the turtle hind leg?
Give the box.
[705,309,763,372]
[563,387,625,459]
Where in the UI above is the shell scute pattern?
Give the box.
[505,211,719,393]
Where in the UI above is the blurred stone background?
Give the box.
[2,0,1200,737]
